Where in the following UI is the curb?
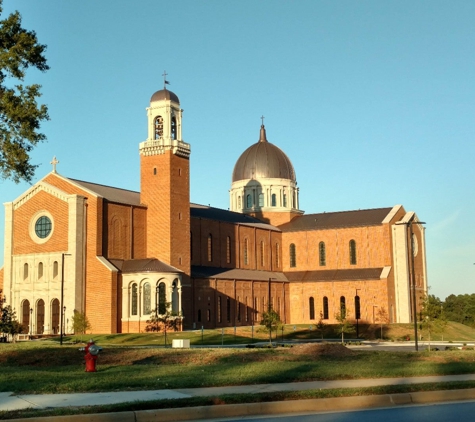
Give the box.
[7,388,475,422]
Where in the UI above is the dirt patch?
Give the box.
[288,343,354,358]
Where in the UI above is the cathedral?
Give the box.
[0,86,428,335]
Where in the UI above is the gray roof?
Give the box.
[279,207,393,232]
[191,203,280,230]
[69,178,142,206]
[111,258,182,273]
[232,125,296,183]
[285,268,384,282]
[192,266,288,282]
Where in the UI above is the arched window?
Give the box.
[171,279,179,314]
[323,296,329,319]
[131,283,138,316]
[246,194,252,208]
[171,115,177,140]
[258,193,264,207]
[289,243,296,268]
[36,299,45,334]
[244,238,249,265]
[309,297,315,320]
[340,296,346,319]
[349,240,357,265]
[24,263,28,280]
[238,196,242,209]
[207,234,213,262]
[260,241,265,267]
[226,297,231,322]
[51,299,60,334]
[143,283,151,315]
[355,295,361,320]
[154,115,163,139]
[275,243,280,268]
[283,193,287,207]
[157,282,166,314]
[22,300,30,327]
[271,193,277,207]
[319,242,326,266]
[226,236,231,264]
[53,261,58,279]
[38,262,43,280]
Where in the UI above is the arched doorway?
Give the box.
[22,300,30,333]
[51,299,60,334]
[36,299,45,334]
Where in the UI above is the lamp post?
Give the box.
[355,288,361,338]
[396,217,426,352]
[29,307,33,338]
[63,306,66,337]
[60,253,71,346]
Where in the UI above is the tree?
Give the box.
[375,307,390,340]
[1,304,24,342]
[260,308,281,345]
[0,0,49,183]
[335,306,353,344]
[145,303,181,347]
[72,311,92,336]
[420,294,446,351]
[316,311,326,339]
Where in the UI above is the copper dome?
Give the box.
[150,88,180,104]
[232,125,296,183]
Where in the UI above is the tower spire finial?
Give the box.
[162,70,170,89]
[259,115,267,142]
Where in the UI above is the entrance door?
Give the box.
[37,300,45,334]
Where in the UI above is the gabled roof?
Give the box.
[191,204,280,230]
[279,207,393,232]
[285,268,385,282]
[66,177,142,206]
[191,266,287,282]
[111,258,182,273]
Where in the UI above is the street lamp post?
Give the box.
[60,253,71,346]
[355,288,361,338]
[29,307,33,338]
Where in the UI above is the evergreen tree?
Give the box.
[0,0,49,183]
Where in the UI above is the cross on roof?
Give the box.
[261,115,265,126]
[50,156,59,173]
[162,70,170,88]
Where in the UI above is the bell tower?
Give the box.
[139,82,191,275]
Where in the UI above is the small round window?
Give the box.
[35,216,52,239]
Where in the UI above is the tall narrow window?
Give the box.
[131,283,138,316]
[245,296,249,322]
[207,234,213,262]
[226,236,231,264]
[218,296,222,323]
[355,295,361,320]
[226,297,231,322]
[258,193,264,207]
[244,238,249,265]
[283,193,287,207]
[271,193,277,207]
[24,263,28,280]
[238,196,242,209]
[22,300,30,328]
[143,283,151,315]
[157,282,166,314]
[309,297,315,320]
[246,194,252,208]
[260,241,265,267]
[323,296,329,319]
[154,116,163,139]
[51,299,59,334]
[318,242,326,266]
[349,240,357,265]
[340,296,346,318]
[38,262,43,280]
[237,296,241,322]
[275,243,280,268]
[171,115,177,140]
[53,261,58,279]
[197,309,202,322]
[289,243,296,268]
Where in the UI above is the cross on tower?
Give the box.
[261,115,265,126]
[162,71,170,88]
[50,156,59,173]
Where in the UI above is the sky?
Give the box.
[0,0,474,300]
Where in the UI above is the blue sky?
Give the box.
[0,0,474,300]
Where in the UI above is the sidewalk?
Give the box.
[1,373,475,413]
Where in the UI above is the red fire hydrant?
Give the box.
[79,339,102,372]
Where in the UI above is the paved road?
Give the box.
[210,400,475,421]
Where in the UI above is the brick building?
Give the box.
[0,86,427,334]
